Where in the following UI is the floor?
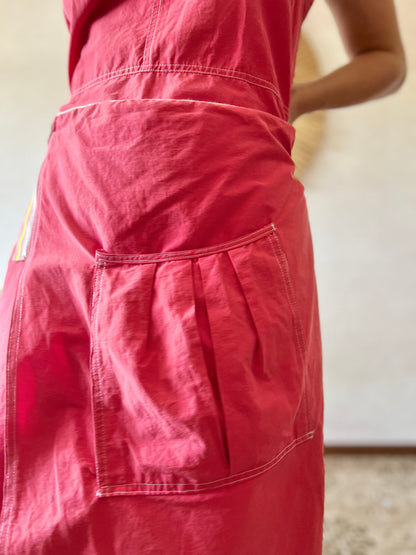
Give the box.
[323,455,416,555]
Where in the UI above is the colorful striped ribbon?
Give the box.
[12,187,37,261]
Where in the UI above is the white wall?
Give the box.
[302,1,416,445]
[1,0,415,445]
[0,0,69,281]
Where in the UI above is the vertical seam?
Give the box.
[0,265,27,553]
[268,226,312,432]
[147,0,162,66]
[0,148,49,551]
[90,262,110,489]
[142,0,158,67]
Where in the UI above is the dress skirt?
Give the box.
[0,91,324,553]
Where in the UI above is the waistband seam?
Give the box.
[69,63,288,118]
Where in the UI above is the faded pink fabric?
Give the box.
[0,0,325,552]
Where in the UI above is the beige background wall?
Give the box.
[301,1,416,445]
[1,0,415,445]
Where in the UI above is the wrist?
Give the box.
[288,82,313,123]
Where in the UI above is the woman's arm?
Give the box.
[289,0,407,123]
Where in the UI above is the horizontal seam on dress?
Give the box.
[55,97,284,119]
[69,64,287,117]
[94,222,276,264]
[72,62,279,95]
[96,431,315,495]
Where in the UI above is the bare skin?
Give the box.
[289,0,407,123]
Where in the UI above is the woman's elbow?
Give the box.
[378,49,408,96]
[390,51,407,92]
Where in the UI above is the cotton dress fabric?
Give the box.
[0,0,325,552]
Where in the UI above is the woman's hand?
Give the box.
[289,0,407,123]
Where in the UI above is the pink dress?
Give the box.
[0,0,325,552]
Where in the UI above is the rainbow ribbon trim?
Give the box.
[12,188,37,261]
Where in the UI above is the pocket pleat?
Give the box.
[199,243,305,475]
[191,258,231,469]
[228,240,305,406]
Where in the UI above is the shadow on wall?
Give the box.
[292,33,326,180]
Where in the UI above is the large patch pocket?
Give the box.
[89,222,313,497]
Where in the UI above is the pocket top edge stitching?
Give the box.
[95,222,277,265]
